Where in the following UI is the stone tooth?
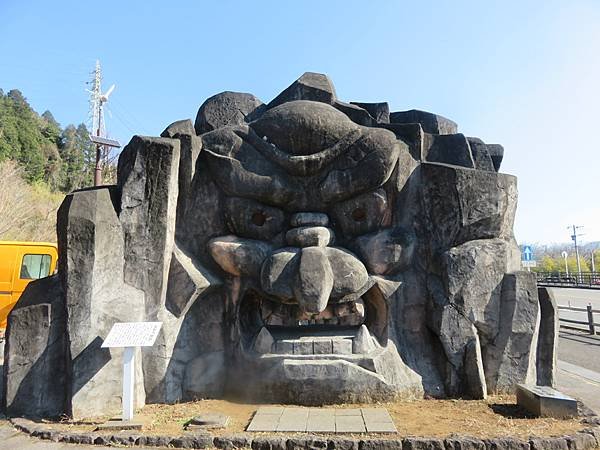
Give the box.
[253,327,275,354]
[352,324,375,354]
[332,338,353,355]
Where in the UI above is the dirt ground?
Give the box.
[30,395,587,440]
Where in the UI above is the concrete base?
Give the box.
[516,384,578,418]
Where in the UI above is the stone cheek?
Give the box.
[352,228,415,276]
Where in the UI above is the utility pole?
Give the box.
[569,225,584,281]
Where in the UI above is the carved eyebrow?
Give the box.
[236,127,362,177]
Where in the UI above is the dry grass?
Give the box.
[33,395,585,440]
[0,160,63,242]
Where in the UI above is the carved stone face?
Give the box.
[195,100,416,402]
[2,72,545,419]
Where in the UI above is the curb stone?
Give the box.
[529,436,568,450]
[483,437,530,450]
[566,432,598,450]
[402,437,445,449]
[214,433,254,449]
[7,417,600,450]
[581,428,600,446]
[286,436,328,449]
[327,438,358,450]
[444,435,486,449]
[252,436,287,450]
[359,438,402,449]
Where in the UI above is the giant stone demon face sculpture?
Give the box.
[4,73,546,419]
[198,100,415,402]
[164,73,542,404]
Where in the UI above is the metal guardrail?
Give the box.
[557,304,599,335]
[536,272,600,288]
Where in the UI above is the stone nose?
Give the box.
[294,247,333,314]
[286,212,333,248]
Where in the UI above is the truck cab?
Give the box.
[0,241,58,330]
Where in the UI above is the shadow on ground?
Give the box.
[488,403,535,419]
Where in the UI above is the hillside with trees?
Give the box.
[0,88,102,241]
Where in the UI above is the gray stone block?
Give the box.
[268,72,337,109]
[252,437,287,450]
[350,102,390,124]
[483,437,530,449]
[444,436,486,449]
[214,434,253,449]
[286,436,328,450]
[529,437,568,450]
[517,384,578,418]
[402,437,445,449]
[390,109,457,134]
[195,91,265,134]
[329,438,359,450]
[565,433,598,450]
[4,275,67,418]
[57,187,146,418]
[360,439,402,449]
[536,287,559,386]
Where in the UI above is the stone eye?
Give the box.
[351,208,366,222]
[251,211,267,226]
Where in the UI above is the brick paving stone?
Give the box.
[360,408,392,420]
[247,415,280,432]
[276,408,308,432]
[308,408,336,416]
[335,408,362,416]
[335,415,366,433]
[363,421,397,433]
[305,409,336,432]
[247,407,396,434]
[256,407,285,415]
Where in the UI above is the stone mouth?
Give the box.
[239,291,386,357]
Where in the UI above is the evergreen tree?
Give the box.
[0,87,98,193]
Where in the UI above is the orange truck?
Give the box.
[0,241,58,331]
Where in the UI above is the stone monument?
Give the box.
[3,73,556,418]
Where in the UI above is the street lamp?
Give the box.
[562,251,569,278]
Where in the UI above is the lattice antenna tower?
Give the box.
[88,60,103,137]
[86,60,118,186]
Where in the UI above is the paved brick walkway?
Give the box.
[246,407,397,433]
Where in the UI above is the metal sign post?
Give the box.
[102,322,162,423]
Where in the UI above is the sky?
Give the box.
[0,0,599,245]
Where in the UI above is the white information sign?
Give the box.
[102,322,162,348]
[101,322,162,422]
[521,261,537,268]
